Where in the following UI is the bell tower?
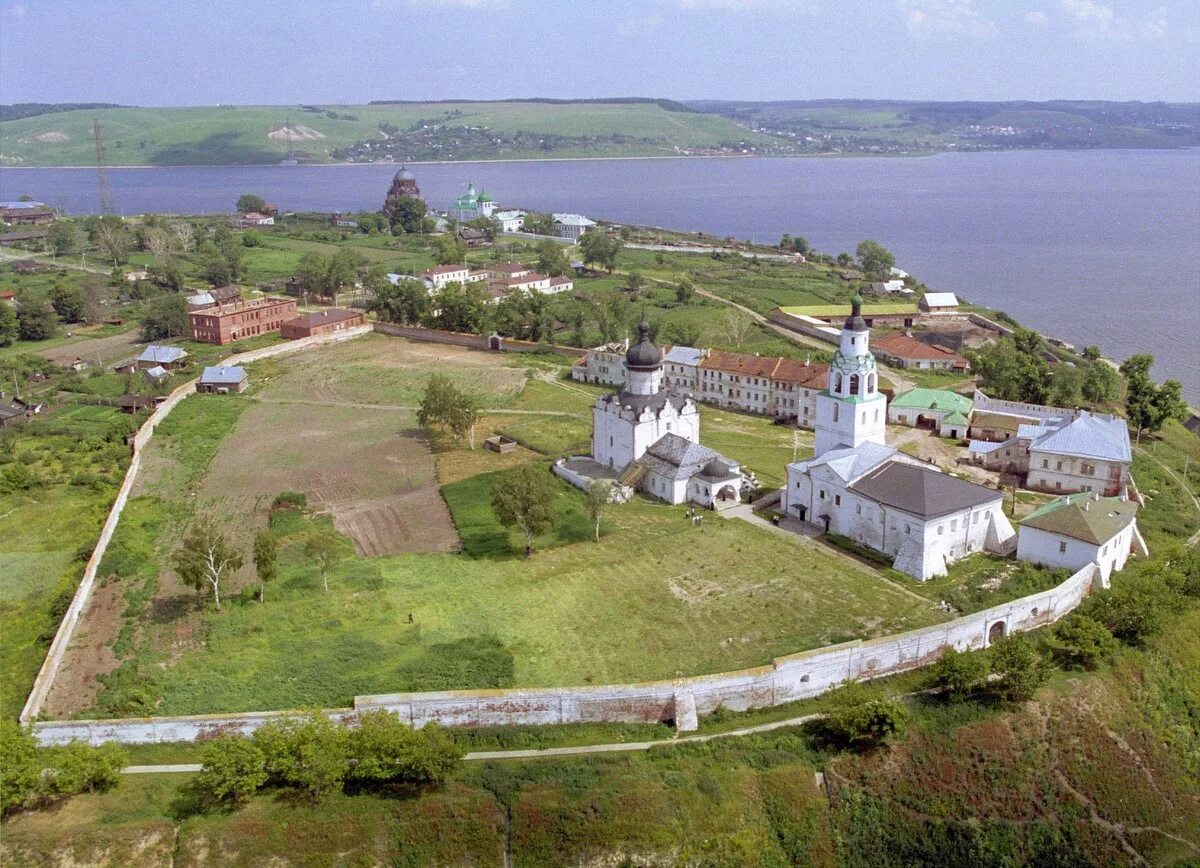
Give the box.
[814,294,887,456]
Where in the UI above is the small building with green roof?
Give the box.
[887,388,973,439]
[1016,491,1147,584]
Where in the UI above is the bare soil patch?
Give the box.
[41,578,123,719]
[268,124,325,141]
[34,131,69,143]
[37,329,142,366]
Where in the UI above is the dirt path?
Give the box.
[121,711,826,775]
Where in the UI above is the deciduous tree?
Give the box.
[987,634,1049,702]
[675,275,695,305]
[0,303,17,348]
[139,294,188,342]
[385,195,428,234]
[535,239,570,277]
[584,480,613,543]
[16,300,58,342]
[47,220,79,257]
[346,712,461,785]
[173,516,244,610]
[253,529,277,604]
[491,464,558,555]
[929,647,990,701]
[304,530,343,593]
[1120,354,1187,439]
[50,283,85,323]
[1081,361,1119,406]
[197,735,267,804]
[855,239,895,279]
[236,193,268,214]
[253,714,348,803]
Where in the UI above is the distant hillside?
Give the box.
[686,99,1200,154]
[0,102,124,122]
[0,101,774,167]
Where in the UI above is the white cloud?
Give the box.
[900,0,996,37]
[1024,9,1047,24]
[1058,0,1115,34]
[1140,15,1169,39]
[399,0,509,8]
[672,0,819,9]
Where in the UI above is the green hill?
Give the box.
[0,101,781,166]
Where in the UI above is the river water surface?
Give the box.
[2,150,1196,400]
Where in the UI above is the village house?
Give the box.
[887,388,973,439]
[188,296,297,345]
[552,213,597,240]
[420,264,489,291]
[919,292,960,314]
[493,210,526,233]
[871,331,970,371]
[498,272,551,293]
[546,276,574,294]
[235,212,275,228]
[781,296,1015,580]
[135,345,188,371]
[1017,492,1147,584]
[116,394,156,414]
[0,229,50,248]
[197,366,248,394]
[0,202,56,225]
[865,280,912,295]
[456,226,488,247]
[0,401,27,428]
[279,307,365,339]
[969,410,1132,496]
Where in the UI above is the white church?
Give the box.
[590,321,746,509]
[781,296,1016,580]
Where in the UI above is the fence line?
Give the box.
[18,326,372,725]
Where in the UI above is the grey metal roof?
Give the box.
[638,433,736,481]
[143,366,169,379]
[200,366,246,385]
[137,345,186,364]
[662,346,705,367]
[1029,412,1131,463]
[790,441,896,483]
[599,389,688,417]
[850,461,1003,519]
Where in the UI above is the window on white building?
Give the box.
[1058,541,1067,554]
[937,525,944,535]
[950,519,958,531]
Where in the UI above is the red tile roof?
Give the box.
[283,308,364,328]
[872,332,969,365]
[422,265,468,277]
[700,351,828,387]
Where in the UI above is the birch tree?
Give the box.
[584,480,613,543]
[173,516,244,611]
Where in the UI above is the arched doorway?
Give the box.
[987,621,1007,645]
[716,484,738,503]
[488,333,503,351]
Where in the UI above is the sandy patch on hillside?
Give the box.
[268,124,325,141]
[35,131,69,143]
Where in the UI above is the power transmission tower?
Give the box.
[92,119,117,216]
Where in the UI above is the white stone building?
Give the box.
[1017,492,1147,584]
[587,321,744,508]
[662,346,705,391]
[493,210,526,233]
[552,213,597,240]
[781,295,1015,580]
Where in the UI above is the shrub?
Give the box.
[271,490,308,511]
[1,722,128,816]
[346,712,462,786]
[821,683,908,750]
[1047,614,1119,670]
[196,735,267,804]
[253,714,349,802]
[987,634,1049,702]
[43,741,126,795]
[1083,567,1180,645]
[929,647,990,701]
[0,721,41,816]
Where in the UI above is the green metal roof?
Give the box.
[890,388,973,414]
[942,411,969,425]
[1020,492,1138,545]
[782,302,918,318]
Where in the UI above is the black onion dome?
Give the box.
[844,293,867,331]
[625,321,662,369]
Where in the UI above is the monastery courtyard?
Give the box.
[49,334,953,718]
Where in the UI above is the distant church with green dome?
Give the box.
[448,182,497,222]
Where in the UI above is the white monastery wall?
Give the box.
[31,563,1097,745]
[19,326,372,725]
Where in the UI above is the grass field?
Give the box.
[0,101,781,166]
[43,333,949,719]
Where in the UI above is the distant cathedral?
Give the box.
[384,165,421,205]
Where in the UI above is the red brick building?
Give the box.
[279,308,365,339]
[189,296,297,345]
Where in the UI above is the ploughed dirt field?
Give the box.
[202,335,526,556]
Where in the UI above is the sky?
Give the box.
[1,0,1197,105]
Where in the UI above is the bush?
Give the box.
[1083,567,1180,645]
[43,741,126,795]
[1047,614,1119,670]
[347,712,462,786]
[821,683,908,750]
[196,735,267,804]
[1,722,127,816]
[253,713,348,802]
[929,647,990,701]
[271,490,308,511]
[987,634,1049,702]
[0,721,41,816]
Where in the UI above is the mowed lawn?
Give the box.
[142,495,947,715]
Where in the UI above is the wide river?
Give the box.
[2,150,1197,401]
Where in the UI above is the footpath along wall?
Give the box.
[30,562,1097,745]
[18,325,373,726]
